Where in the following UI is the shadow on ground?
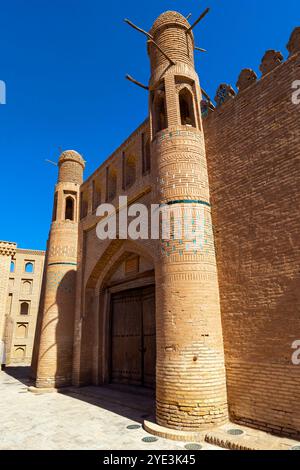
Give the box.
[4,366,33,386]
[4,366,156,425]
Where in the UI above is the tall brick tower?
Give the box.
[148,12,228,430]
[35,150,85,388]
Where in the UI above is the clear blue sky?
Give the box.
[0,0,298,250]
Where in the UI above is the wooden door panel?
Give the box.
[111,292,142,385]
[111,286,156,388]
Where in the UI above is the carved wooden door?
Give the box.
[110,286,156,388]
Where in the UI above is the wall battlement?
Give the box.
[206,26,300,111]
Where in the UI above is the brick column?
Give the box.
[148,11,228,430]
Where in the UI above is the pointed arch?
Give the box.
[152,84,168,135]
[179,87,196,127]
[52,192,58,221]
[77,240,156,387]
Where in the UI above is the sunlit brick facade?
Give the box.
[32,12,300,438]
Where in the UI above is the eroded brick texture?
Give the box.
[204,52,300,438]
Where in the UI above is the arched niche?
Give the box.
[151,82,168,135]
[179,87,196,127]
[65,196,75,221]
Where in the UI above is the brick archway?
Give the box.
[77,240,156,387]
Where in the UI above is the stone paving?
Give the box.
[0,368,220,451]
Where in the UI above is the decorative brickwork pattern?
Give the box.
[149,11,228,431]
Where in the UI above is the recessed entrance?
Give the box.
[110,285,156,388]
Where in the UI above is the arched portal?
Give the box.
[77,241,157,389]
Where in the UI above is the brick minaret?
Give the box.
[35,150,85,388]
[149,12,228,430]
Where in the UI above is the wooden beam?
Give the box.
[186,13,192,20]
[186,8,210,33]
[45,159,58,167]
[124,19,153,40]
[195,47,207,53]
[126,75,149,91]
[148,39,175,66]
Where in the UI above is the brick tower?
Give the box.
[148,12,228,430]
[35,150,85,388]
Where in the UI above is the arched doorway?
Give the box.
[81,242,157,391]
[110,284,156,388]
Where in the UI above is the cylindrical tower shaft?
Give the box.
[35,150,85,388]
[149,11,228,430]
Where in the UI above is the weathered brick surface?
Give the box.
[204,51,300,437]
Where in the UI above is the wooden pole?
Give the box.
[124,19,153,40]
[126,75,149,91]
[45,159,58,167]
[186,8,210,33]
[195,47,207,53]
[124,18,175,66]
[148,39,175,66]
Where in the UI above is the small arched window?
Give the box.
[52,192,58,222]
[25,262,34,274]
[125,154,136,189]
[142,133,151,174]
[152,87,167,135]
[179,88,196,127]
[106,167,117,202]
[20,302,29,315]
[80,192,88,219]
[10,261,15,273]
[65,197,74,221]
[92,181,101,211]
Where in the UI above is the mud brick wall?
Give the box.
[203,52,300,437]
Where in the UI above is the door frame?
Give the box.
[98,272,155,386]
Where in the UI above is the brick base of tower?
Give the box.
[155,264,228,431]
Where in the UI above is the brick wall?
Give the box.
[204,52,300,437]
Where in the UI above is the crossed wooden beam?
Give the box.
[125,7,211,98]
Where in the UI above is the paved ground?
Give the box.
[0,367,220,451]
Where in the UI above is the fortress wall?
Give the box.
[203,52,300,437]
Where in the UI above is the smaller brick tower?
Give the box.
[35,150,85,388]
